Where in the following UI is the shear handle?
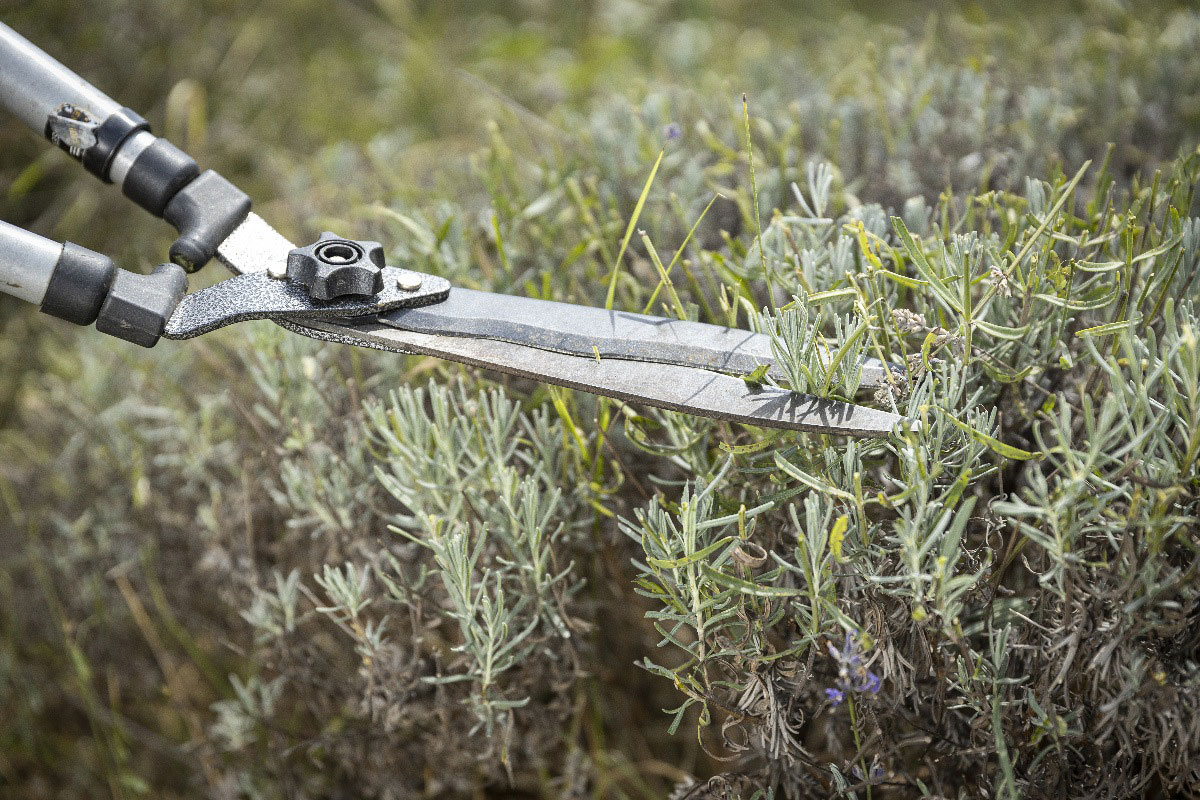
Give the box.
[0,22,250,272]
[0,220,186,347]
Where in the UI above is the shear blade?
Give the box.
[375,288,895,388]
[277,316,906,436]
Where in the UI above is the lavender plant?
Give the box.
[1,2,1199,799]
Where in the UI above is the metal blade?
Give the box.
[375,288,895,388]
[216,212,293,277]
[274,316,906,436]
[216,215,894,389]
[164,267,449,339]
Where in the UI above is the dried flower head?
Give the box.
[988,265,1012,297]
[891,308,927,334]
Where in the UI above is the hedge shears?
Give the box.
[0,22,906,436]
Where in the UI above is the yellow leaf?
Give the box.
[850,220,883,269]
[830,514,849,562]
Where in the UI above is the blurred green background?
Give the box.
[4,0,1196,249]
[2,1,1198,798]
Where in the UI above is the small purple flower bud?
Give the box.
[851,760,886,784]
[825,687,844,706]
[663,122,682,141]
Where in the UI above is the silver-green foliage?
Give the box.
[620,151,1200,798]
[4,3,1200,799]
[367,381,589,734]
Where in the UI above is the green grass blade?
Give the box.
[605,147,665,310]
[642,193,720,315]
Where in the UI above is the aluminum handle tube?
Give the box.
[0,22,121,134]
[0,22,249,272]
[0,220,63,305]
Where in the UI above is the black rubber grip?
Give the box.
[40,241,117,325]
[163,170,252,272]
[82,107,149,182]
[122,138,199,216]
[95,262,188,347]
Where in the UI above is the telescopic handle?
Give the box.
[0,218,62,305]
[0,23,122,135]
[0,22,152,184]
[0,21,251,271]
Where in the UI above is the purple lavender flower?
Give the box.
[824,687,845,706]
[663,122,682,141]
[851,756,886,784]
[825,630,882,701]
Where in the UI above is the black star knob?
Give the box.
[286,233,385,300]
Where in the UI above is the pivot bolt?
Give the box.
[396,272,422,291]
[286,232,386,300]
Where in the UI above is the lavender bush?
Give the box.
[1,2,1198,798]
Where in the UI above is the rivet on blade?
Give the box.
[396,272,422,291]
